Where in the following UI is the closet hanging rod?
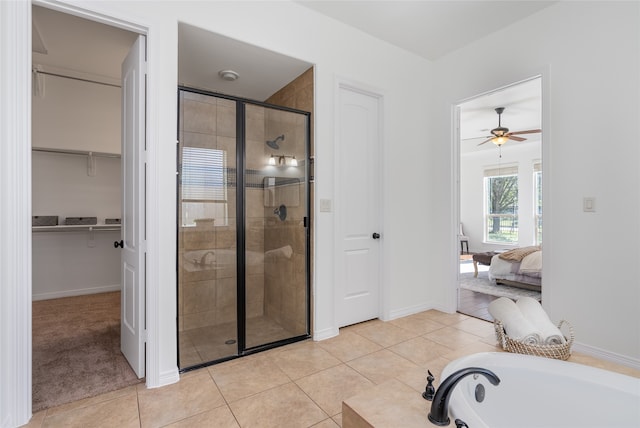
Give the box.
[33,69,121,88]
[32,225,121,233]
[32,147,121,159]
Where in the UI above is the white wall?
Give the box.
[461,142,541,253]
[430,1,640,363]
[32,73,121,154]
[32,151,121,300]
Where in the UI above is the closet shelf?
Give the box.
[32,225,121,233]
[32,147,121,158]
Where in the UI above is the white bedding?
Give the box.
[488,251,542,287]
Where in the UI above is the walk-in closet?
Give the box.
[31,5,140,411]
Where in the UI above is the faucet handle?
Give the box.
[422,369,436,401]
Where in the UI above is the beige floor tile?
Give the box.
[569,353,640,378]
[393,357,451,395]
[21,410,46,428]
[208,354,290,402]
[332,413,342,427]
[229,382,328,428]
[441,341,501,361]
[42,394,139,428]
[347,349,419,385]
[452,316,495,337]
[418,309,469,325]
[310,418,340,427]
[317,330,382,362]
[388,337,453,366]
[164,405,240,427]
[271,341,342,380]
[388,315,446,335]
[353,322,418,348]
[423,325,483,349]
[137,371,226,428]
[295,364,374,416]
[342,379,438,428]
[44,385,138,417]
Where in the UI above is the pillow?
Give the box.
[498,245,541,262]
[519,250,542,274]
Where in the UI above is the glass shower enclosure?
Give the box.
[177,88,310,369]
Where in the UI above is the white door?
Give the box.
[336,85,382,327]
[120,35,146,378]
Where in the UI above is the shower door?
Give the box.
[177,88,310,370]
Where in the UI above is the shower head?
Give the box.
[266,134,285,150]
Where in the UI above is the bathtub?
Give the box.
[440,352,640,428]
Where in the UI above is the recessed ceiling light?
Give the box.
[218,70,239,81]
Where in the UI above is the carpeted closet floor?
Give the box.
[32,291,142,412]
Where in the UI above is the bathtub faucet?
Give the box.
[428,367,500,426]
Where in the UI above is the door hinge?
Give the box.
[143,329,148,342]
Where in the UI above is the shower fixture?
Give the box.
[268,154,297,166]
[266,134,285,150]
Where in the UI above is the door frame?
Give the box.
[332,77,387,330]
[0,2,159,425]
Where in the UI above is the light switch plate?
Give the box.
[583,197,596,212]
[319,199,332,212]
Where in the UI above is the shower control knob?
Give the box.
[372,232,380,239]
[114,240,124,248]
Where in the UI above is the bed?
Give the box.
[488,246,542,291]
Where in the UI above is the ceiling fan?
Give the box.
[478,107,541,146]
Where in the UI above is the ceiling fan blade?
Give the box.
[508,129,541,136]
[507,135,526,142]
[477,137,493,146]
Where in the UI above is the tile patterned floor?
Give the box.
[23,309,640,428]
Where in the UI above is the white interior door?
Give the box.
[336,84,382,328]
[120,35,146,378]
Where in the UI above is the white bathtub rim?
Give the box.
[440,352,640,428]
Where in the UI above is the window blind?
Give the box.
[484,165,518,177]
[181,147,226,201]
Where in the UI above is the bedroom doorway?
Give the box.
[456,76,542,321]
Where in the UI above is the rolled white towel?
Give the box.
[489,297,542,345]
[265,245,293,260]
[516,297,566,345]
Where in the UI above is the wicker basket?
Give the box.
[494,319,574,360]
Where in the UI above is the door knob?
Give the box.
[372,233,380,239]
[114,240,124,248]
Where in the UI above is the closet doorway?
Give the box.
[31,5,143,411]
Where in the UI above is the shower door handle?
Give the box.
[114,240,124,248]
[372,233,380,239]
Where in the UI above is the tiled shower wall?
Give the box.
[265,68,313,335]
[178,67,313,337]
[178,92,244,332]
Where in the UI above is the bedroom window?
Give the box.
[180,146,229,227]
[484,166,518,243]
[534,162,542,245]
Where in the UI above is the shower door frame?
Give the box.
[176,86,311,372]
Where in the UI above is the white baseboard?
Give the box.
[313,326,339,341]
[573,341,640,371]
[32,284,121,301]
[387,302,437,321]
[150,368,180,389]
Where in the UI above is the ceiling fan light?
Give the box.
[493,136,508,146]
